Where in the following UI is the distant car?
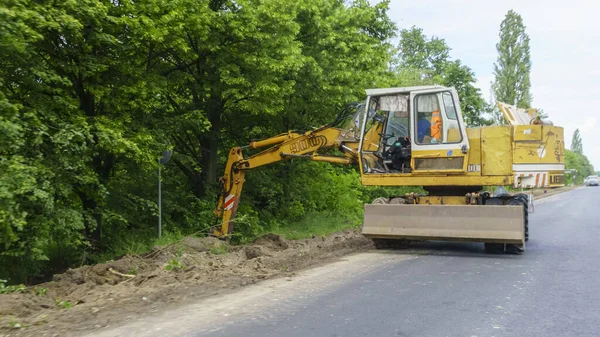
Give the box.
[585,176,599,186]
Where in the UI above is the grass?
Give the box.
[8,318,26,329]
[39,210,359,281]
[164,257,186,271]
[209,244,229,255]
[95,230,186,262]
[0,279,26,294]
[55,299,72,309]
[35,287,48,296]
[266,211,361,241]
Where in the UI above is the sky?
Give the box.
[385,0,600,170]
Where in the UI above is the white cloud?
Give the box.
[386,0,600,169]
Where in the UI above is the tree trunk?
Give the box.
[75,77,116,249]
[79,192,101,249]
[200,93,222,196]
[199,65,223,196]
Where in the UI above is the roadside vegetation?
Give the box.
[1,2,592,286]
[565,129,595,184]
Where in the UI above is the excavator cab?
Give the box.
[359,86,470,175]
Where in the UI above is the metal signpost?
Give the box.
[158,150,172,238]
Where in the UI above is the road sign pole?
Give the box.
[157,149,172,239]
[158,158,162,238]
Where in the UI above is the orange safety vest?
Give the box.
[430,110,442,141]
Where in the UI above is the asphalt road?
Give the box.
[92,187,600,337]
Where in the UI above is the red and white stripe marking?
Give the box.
[223,194,235,211]
[513,172,548,188]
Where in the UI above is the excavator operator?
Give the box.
[417,117,431,143]
[431,110,442,142]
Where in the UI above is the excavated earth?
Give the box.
[0,230,372,337]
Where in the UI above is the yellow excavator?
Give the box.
[213,86,565,253]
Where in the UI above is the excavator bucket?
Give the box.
[362,204,525,245]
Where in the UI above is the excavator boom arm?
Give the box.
[213,124,362,237]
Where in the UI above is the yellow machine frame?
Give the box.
[213,86,565,252]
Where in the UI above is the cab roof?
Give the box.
[365,85,451,97]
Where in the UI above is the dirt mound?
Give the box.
[0,230,372,336]
[252,233,289,251]
[180,236,224,252]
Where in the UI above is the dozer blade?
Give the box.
[362,204,525,245]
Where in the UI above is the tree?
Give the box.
[394,27,490,126]
[396,26,449,78]
[132,0,397,201]
[442,60,490,126]
[565,129,593,184]
[0,0,172,281]
[232,0,397,225]
[492,10,532,108]
[571,129,583,154]
[565,150,594,185]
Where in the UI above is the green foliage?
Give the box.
[492,10,532,108]
[8,319,24,329]
[35,287,48,296]
[164,257,186,271]
[442,60,491,127]
[94,230,185,263]
[571,129,583,155]
[565,150,595,185]
[393,27,490,126]
[268,211,361,240]
[55,300,72,309]
[396,26,450,76]
[209,244,229,255]
[0,279,26,294]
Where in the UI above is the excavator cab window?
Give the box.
[360,94,412,173]
[414,92,462,145]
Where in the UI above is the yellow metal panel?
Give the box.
[481,126,512,175]
[361,174,512,187]
[513,126,565,165]
[466,127,481,167]
[513,125,542,142]
[447,128,462,143]
[411,148,467,173]
[414,157,464,170]
[362,204,525,245]
[548,171,565,187]
[361,122,383,152]
[249,134,289,149]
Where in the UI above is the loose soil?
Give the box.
[0,230,372,337]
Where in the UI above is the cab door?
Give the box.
[409,88,470,174]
